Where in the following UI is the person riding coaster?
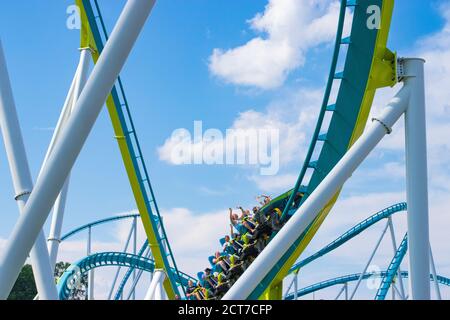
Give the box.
[213,272,230,299]
[186,280,204,300]
[212,251,231,275]
[236,233,260,268]
[229,208,256,235]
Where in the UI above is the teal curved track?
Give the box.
[285,271,450,300]
[289,203,406,274]
[60,214,140,241]
[56,251,196,300]
[375,233,408,300]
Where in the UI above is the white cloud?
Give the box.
[208,0,348,89]
[161,208,230,276]
[158,87,323,178]
[250,173,298,193]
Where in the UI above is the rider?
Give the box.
[257,195,272,206]
[186,280,202,300]
[229,208,256,235]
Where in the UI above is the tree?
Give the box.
[7,264,37,300]
[7,262,88,300]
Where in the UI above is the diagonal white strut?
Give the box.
[0,0,156,299]
[47,47,91,269]
[224,58,430,300]
[0,40,58,300]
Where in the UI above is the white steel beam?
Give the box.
[403,58,430,300]
[0,40,58,300]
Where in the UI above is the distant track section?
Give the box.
[284,271,450,300]
[289,203,406,274]
[57,252,196,300]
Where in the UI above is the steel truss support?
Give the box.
[0,40,58,300]
[335,283,348,300]
[0,0,156,299]
[87,226,94,300]
[107,219,136,300]
[125,247,151,300]
[387,217,406,299]
[429,246,441,300]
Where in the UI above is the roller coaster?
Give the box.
[0,0,446,300]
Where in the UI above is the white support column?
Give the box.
[0,40,58,300]
[87,226,94,300]
[293,273,298,300]
[223,84,411,300]
[144,269,166,300]
[429,246,441,300]
[403,58,430,300]
[47,48,91,268]
[344,283,348,300]
[0,0,156,299]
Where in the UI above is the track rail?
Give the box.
[56,251,196,300]
[285,271,450,300]
[375,233,408,300]
[60,213,139,241]
[113,240,149,300]
[289,203,406,274]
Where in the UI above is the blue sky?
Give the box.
[1,0,450,299]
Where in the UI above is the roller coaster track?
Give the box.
[69,0,407,300]
[289,203,406,274]
[284,271,450,300]
[113,240,149,300]
[247,0,397,299]
[57,203,408,299]
[56,251,196,300]
[76,0,183,298]
[58,213,151,300]
[375,233,408,300]
[60,213,139,241]
[70,0,398,300]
